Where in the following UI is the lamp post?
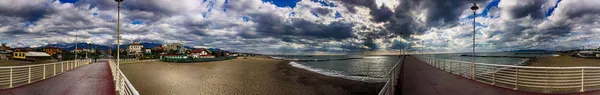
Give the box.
[75,36,78,60]
[115,0,123,67]
[470,3,479,80]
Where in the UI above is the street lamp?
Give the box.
[115,0,123,67]
[470,3,479,80]
[75,36,78,60]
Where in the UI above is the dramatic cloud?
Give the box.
[0,0,599,54]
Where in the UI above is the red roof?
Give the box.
[190,49,207,53]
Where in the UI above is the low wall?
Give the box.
[160,56,237,63]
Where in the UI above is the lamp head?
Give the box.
[115,0,124,2]
[470,3,479,11]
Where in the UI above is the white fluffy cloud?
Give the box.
[0,0,599,54]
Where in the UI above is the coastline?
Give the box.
[274,60,385,95]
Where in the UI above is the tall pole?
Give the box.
[117,1,121,67]
[470,3,479,80]
[75,36,78,60]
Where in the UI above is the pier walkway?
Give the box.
[0,61,115,95]
[400,56,600,95]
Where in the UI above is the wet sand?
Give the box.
[528,54,600,67]
[120,56,382,95]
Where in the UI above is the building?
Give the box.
[0,43,12,60]
[163,43,184,54]
[128,42,144,55]
[189,48,214,58]
[13,51,51,61]
[43,46,62,55]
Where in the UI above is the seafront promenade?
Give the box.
[402,55,600,95]
[0,61,114,95]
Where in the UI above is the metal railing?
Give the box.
[0,59,91,89]
[109,59,158,95]
[378,56,405,95]
[414,56,600,93]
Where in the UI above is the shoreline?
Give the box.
[274,60,385,95]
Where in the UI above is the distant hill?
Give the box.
[28,43,203,51]
[44,43,112,51]
[504,49,552,52]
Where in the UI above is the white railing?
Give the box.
[109,59,158,95]
[378,56,405,95]
[414,56,600,93]
[0,59,91,89]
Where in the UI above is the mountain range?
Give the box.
[36,43,195,51]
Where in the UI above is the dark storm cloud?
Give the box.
[505,0,548,19]
[311,8,331,16]
[245,13,355,40]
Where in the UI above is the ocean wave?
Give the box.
[288,62,386,83]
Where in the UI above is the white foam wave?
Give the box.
[288,62,386,83]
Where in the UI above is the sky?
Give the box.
[0,0,599,54]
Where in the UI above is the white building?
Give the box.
[128,43,143,55]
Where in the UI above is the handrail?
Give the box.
[0,59,91,89]
[109,58,158,95]
[378,56,405,95]
[414,56,600,93]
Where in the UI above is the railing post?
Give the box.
[61,62,64,73]
[9,68,13,88]
[54,63,56,76]
[28,66,31,83]
[451,61,454,74]
[492,67,495,85]
[514,67,519,90]
[471,63,476,80]
[43,65,46,79]
[581,68,585,92]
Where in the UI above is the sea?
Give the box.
[270,52,557,83]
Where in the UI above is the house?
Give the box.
[144,48,152,54]
[128,42,144,55]
[163,43,184,54]
[189,48,214,58]
[43,46,62,55]
[13,51,52,61]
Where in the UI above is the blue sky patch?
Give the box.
[93,12,99,17]
[131,20,143,25]
[59,0,79,4]
[334,11,342,18]
[546,0,562,17]
[311,0,335,7]
[202,12,207,18]
[289,12,296,16]
[465,0,500,19]
[242,16,250,22]
[262,0,301,8]
[312,12,319,17]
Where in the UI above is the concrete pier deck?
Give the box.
[400,56,600,95]
[0,61,115,95]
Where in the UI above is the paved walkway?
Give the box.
[0,61,115,95]
[400,56,600,95]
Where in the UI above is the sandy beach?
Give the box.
[120,56,383,95]
[528,53,600,67]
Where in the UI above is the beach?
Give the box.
[119,56,383,95]
[528,53,600,67]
